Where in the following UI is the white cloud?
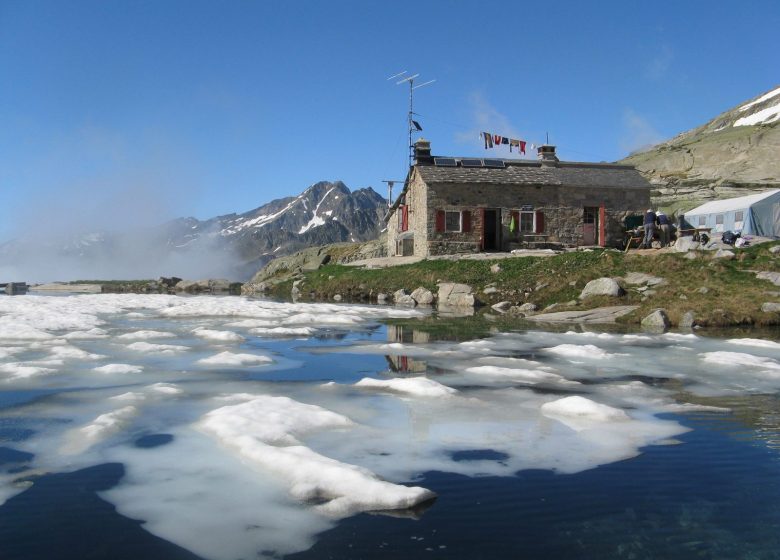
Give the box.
[620,109,665,155]
[454,92,524,152]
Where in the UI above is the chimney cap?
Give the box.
[537,144,559,166]
[413,138,433,164]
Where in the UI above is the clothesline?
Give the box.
[481,131,535,154]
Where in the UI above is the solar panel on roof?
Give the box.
[433,157,457,167]
[460,158,483,168]
[483,159,506,168]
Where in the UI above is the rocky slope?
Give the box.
[0,181,387,281]
[621,85,780,213]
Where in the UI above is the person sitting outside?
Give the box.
[641,208,656,249]
[657,211,671,247]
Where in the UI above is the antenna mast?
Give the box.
[389,71,435,168]
[381,179,402,207]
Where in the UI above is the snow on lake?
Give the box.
[1,294,780,559]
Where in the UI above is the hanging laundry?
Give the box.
[519,140,526,155]
[482,132,494,149]
[530,143,536,150]
[494,134,503,145]
[509,139,520,152]
[509,215,516,233]
[501,137,509,145]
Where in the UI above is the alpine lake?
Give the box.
[1,293,779,559]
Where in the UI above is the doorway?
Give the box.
[583,206,599,245]
[483,209,501,251]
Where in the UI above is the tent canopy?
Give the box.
[683,189,780,237]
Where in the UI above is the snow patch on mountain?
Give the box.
[738,86,780,112]
[299,186,338,234]
[734,102,780,127]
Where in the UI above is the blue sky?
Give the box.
[1,0,778,241]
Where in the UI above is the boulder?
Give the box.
[376,293,388,304]
[769,245,780,254]
[491,301,512,312]
[673,236,700,253]
[761,302,780,313]
[518,303,538,313]
[333,294,342,302]
[756,271,780,286]
[641,309,671,331]
[490,264,502,274]
[208,279,232,291]
[712,249,735,260]
[483,286,499,295]
[410,287,434,305]
[437,283,475,307]
[623,272,666,286]
[679,311,697,328]
[393,289,416,306]
[580,278,624,299]
[159,276,182,288]
[301,253,331,272]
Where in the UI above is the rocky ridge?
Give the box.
[621,85,780,213]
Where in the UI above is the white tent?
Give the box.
[683,189,780,238]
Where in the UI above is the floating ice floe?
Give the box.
[197,351,273,366]
[125,341,189,354]
[50,345,104,361]
[355,377,457,398]
[62,405,140,454]
[192,328,245,343]
[63,328,109,340]
[726,338,780,350]
[544,344,615,359]
[197,395,435,517]
[541,395,630,422]
[0,363,56,380]
[94,364,144,374]
[117,330,177,340]
[464,365,571,385]
[700,351,780,370]
[250,326,317,337]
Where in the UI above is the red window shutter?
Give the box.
[435,210,445,233]
[535,211,545,233]
[402,205,409,232]
[599,204,606,246]
[462,210,471,232]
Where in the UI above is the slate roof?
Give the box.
[415,160,651,190]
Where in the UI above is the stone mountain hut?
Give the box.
[385,139,652,256]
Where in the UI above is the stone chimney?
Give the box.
[413,138,433,164]
[537,144,559,167]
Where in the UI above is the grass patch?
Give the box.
[269,241,780,327]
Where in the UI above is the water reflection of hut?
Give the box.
[385,325,428,373]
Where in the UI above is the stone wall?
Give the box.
[424,182,650,253]
[386,169,429,257]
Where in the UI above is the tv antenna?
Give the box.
[389,71,435,168]
[381,179,403,207]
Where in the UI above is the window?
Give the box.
[445,211,461,232]
[435,210,471,233]
[698,216,706,226]
[520,211,535,232]
[735,211,744,222]
[716,214,724,225]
